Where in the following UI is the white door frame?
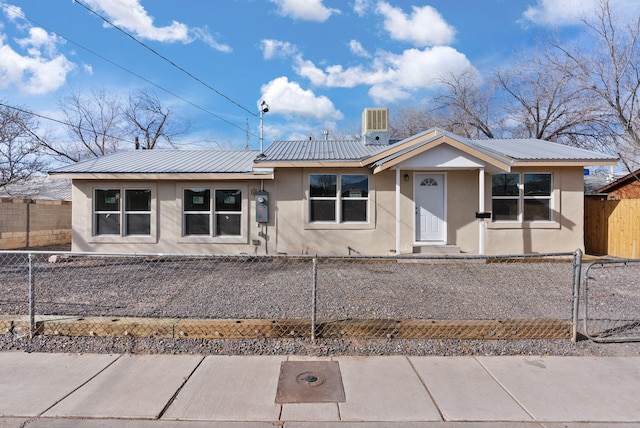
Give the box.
[413,172,447,245]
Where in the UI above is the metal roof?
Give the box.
[0,176,72,200]
[258,139,387,162]
[469,138,619,162]
[50,150,260,174]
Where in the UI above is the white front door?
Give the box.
[415,173,446,243]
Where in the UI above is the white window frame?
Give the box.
[90,184,156,243]
[178,183,248,244]
[305,171,375,230]
[490,172,556,227]
[309,173,370,224]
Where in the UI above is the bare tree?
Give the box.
[0,104,47,188]
[432,68,498,139]
[123,89,189,150]
[494,48,610,149]
[40,89,125,163]
[41,88,188,162]
[389,106,439,140]
[553,0,640,170]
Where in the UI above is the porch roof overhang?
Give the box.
[370,133,512,174]
[369,129,619,174]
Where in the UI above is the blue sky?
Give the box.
[1,0,639,153]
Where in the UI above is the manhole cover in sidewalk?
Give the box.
[276,361,346,403]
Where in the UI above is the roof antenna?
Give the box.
[245,118,249,150]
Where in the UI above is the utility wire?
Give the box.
[0,101,134,145]
[3,4,259,139]
[73,0,258,117]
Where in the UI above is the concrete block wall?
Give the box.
[0,198,71,249]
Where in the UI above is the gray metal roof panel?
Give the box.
[260,140,387,162]
[50,150,260,174]
[469,139,618,162]
[0,176,72,200]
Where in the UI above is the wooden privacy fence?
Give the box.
[585,199,640,258]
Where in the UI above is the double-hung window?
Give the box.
[183,188,243,237]
[94,188,151,236]
[309,174,369,223]
[491,173,552,222]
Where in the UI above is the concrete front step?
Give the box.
[413,244,461,254]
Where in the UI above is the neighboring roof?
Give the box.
[596,168,640,193]
[0,176,72,201]
[584,175,612,195]
[49,150,273,180]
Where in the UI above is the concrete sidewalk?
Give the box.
[1,352,639,427]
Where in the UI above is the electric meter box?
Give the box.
[255,191,269,223]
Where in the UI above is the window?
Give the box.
[492,174,520,221]
[183,188,243,237]
[523,173,552,221]
[309,174,369,223]
[184,188,210,235]
[215,189,242,236]
[491,173,552,222]
[94,188,151,236]
[95,189,120,235]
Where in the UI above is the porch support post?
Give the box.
[395,167,401,255]
[478,167,486,255]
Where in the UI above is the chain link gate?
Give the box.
[0,250,579,341]
[582,259,640,343]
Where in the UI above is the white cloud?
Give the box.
[191,27,232,53]
[0,42,75,94]
[84,0,231,51]
[261,39,298,60]
[376,1,455,47]
[293,46,473,104]
[0,7,75,94]
[1,3,23,22]
[260,76,343,120]
[269,0,341,22]
[353,0,373,16]
[522,0,640,26]
[348,40,371,58]
[83,64,94,75]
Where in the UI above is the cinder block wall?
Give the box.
[0,198,71,249]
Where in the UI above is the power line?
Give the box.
[73,0,258,118]
[0,101,133,145]
[3,5,259,140]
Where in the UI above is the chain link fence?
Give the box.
[0,251,582,341]
[582,260,640,342]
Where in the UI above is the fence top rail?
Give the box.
[0,250,578,261]
[585,258,640,270]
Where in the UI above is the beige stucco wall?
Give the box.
[0,198,72,249]
[69,165,585,256]
[484,166,585,255]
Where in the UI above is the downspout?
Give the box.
[395,168,401,255]
[478,168,485,255]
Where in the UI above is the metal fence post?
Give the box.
[28,253,35,339]
[311,256,317,343]
[571,248,583,342]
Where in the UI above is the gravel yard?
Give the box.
[1,251,639,356]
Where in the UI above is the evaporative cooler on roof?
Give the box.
[362,107,389,145]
